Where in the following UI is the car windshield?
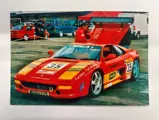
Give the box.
[12,26,23,30]
[52,44,101,61]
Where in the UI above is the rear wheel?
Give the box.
[44,34,48,40]
[24,35,29,41]
[131,59,140,80]
[136,32,140,39]
[89,70,103,97]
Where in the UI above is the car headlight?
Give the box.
[14,80,21,85]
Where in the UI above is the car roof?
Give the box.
[13,25,23,27]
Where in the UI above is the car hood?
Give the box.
[17,58,97,81]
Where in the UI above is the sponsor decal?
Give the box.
[92,28,103,39]
[36,70,55,75]
[68,68,83,71]
[42,62,69,71]
[37,62,69,74]
[104,79,122,89]
[85,64,97,72]
[70,45,92,48]
[29,90,49,96]
[124,58,133,79]
[80,82,84,91]
[74,72,86,80]
[104,71,121,84]
[109,72,117,80]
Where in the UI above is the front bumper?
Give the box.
[15,79,88,99]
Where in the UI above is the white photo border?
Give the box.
[0,0,159,120]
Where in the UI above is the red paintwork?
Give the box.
[75,27,87,43]
[14,42,139,99]
[78,11,131,45]
[11,25,50,40]
[11,25,39,40]
[78,11,122,20]
[88,23,130,44]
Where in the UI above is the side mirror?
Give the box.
[104,54,116,61]
[48,50,54,56]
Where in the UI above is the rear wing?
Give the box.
[89,17,133,45]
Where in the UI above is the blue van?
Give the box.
[45,19,77,37]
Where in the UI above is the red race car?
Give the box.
[14,43,140,98]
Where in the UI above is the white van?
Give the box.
[119,12,149,39]
[133,13,148,39]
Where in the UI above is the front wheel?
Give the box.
[89,70,103,97]
[59,31,63,37]
[72,30,76,36]
[131,59,140,80]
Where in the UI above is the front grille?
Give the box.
[21,81,57,90]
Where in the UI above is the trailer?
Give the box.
[119,13,149,39]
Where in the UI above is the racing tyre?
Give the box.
[24,35,29,41]
[136,32,140,39]
[59,31,63,37]
[72,30,76,36]
[89,70,103,97]
[131,59,140,80]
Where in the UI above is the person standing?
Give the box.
[75,22,90,43]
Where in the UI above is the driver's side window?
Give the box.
[113,46,125,56]
[26,27,32,31]
[103,46,115,57]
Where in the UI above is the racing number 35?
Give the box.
[47,63,64,68]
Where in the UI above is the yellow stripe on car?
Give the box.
[58,86,72,90]
[76,62,92,66]
[59,71,80,80]
[104,79,122,89]
[103,70,121,84]
[18,58,49,75]
[18,66,33,75]
[58,62,90,80]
